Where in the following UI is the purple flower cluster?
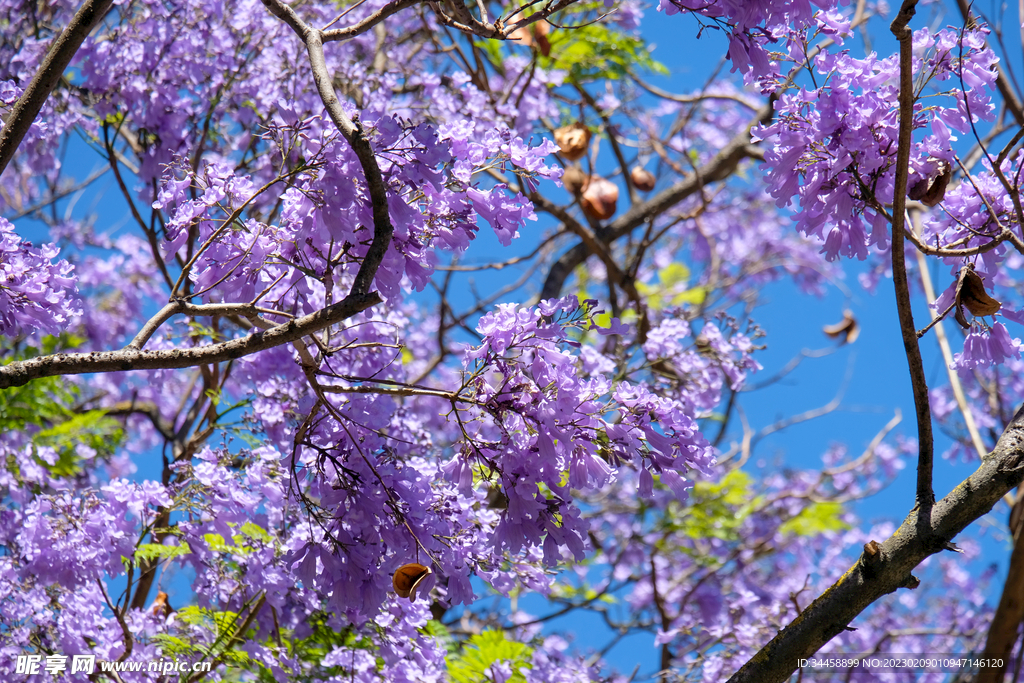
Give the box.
[756,26,997,261]
[656,0,839,82]
[2,0,1021,678]
[0,217,81,337]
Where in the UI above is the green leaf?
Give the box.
[671,286,707,306]
[237,521,273,544]
[34,410,125,475]
[779,501,850,537]
[448,630,533,683]
[637,263,705,311]
[658,263,691,287]
[423,620,458,654]
[135,542,192,563]
[474,5,665,84]
[205,533,235,553]
[542,22,667,82]
[671,469,763,544]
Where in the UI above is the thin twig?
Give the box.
[890,0,934,510]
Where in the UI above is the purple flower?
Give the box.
[952,322,1022,375]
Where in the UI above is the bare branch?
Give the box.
[322,0,422,42]
[889,0,934,510]
[0,291,380,389]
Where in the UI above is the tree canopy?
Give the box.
[3,0,1024,681]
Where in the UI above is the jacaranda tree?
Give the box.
[4,0,1024,680]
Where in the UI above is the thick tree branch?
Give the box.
[977,521,1024,682]
[0,292,380,389]
[0,0,409,391]
[728,402,1024,683]
[890,0,934,510]
[0,0,114,178]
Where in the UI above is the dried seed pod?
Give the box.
[554,122,591,162]
[562,166,589,195]
[822,309,859,345]
[149,590,173,618]
[507,12,532,45]
[507,13,551,56]
[630,166,656,192]
[580,177,619,220]
[954,263,1001,328]
[532,19,551,57]
[393,563,432,600]
[908,160,952,207]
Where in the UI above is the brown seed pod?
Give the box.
[822,309,860,345]
[507,14,551,56]
[908,160,952,207]
[532,19,551,57]
[562,166,589,195]
[954,263,1001,328]
[149,590,173,618]
[393,563,432,600]
[554,123,591,162]
[630,166,656,192]
[580,177,619,220]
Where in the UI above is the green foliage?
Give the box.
[549,582,617,604]
[157,601,267,674]
[779,501,850,537]
[424,620,458,654]
[222,613,377,682]
[669,469,763,545]
[447,630,533,683]
[0,334,123,478]
[637,263,707,311]
[135,542,192,563]
[238,521,273,543]
[157,606,250,664]
[475,3,665,85]
[0,334,82,432]
[661,470,848,555]
[284,615,370,676]
[34,410,125,476]
[541,20,667,83]
[203,521,276,556]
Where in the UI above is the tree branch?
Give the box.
[0,0,409,390]
[728,402,1024,683]
[0,292,380,388]
[977,524,1024,682]
[890,0,934,510]
[322,0,422,42]
[0,0,114,177]
[259,0,394,298]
